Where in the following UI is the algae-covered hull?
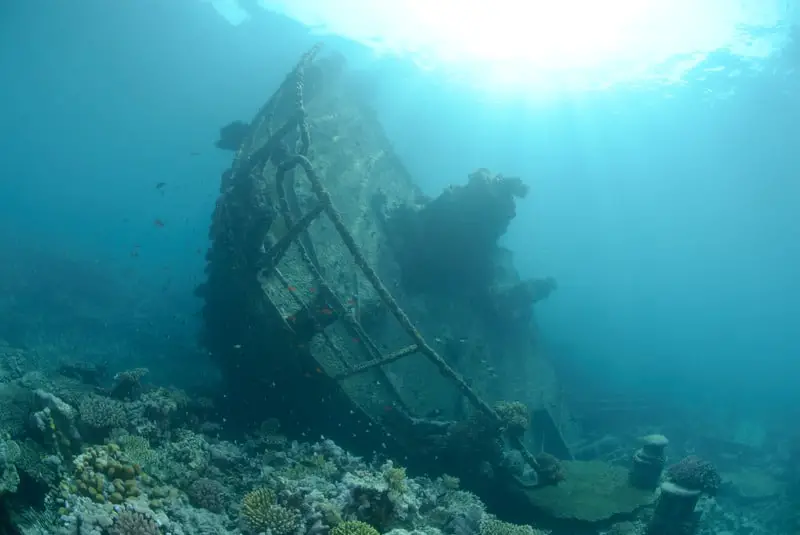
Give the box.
[199,47,574,475]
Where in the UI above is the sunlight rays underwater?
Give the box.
[207,0,795,95]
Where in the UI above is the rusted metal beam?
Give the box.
[334,344,419,380]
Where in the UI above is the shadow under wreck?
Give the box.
[198,45,587,524]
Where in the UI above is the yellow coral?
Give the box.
[330,520,380,535]
[240,487,301,535]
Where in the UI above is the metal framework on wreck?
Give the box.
[229,45,541,475]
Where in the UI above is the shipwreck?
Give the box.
[197,45,654,527]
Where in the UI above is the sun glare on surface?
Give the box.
[211,0,793,94]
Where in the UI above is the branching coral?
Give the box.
[331,520,380,535]
[108,508,161,535]
[241,487,302,535]
[113,434,160,471]
[480,517,549,535]
[78,395,127,433]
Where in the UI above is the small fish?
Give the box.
[189,151,200,156]
[319,308,333,315]
[156,182,166,189]
[233,344,242,349]
[154,219,165,228]
[287,285,297,292]
[309,287,316,293]
[352,337,360,343]
[315,367,323,374]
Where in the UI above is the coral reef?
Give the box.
[480,517,549,535]
[110,368,149,400]
[187,477,228,513]
[493,401,530,437]
[78,395,128,437]
[332,520,380,535]
[30,389,82,453]
[664,456,721,496]
[0,341,780,535]
[65,444,145,505]
[240,487,302,535]
[0,436,21,495]
[107,508,161,535]
[533,453,565,486]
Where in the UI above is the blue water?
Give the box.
[1,0,798,426]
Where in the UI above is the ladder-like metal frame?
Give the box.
[246,45,541,474]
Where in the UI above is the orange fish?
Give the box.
[287,285,296,292]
